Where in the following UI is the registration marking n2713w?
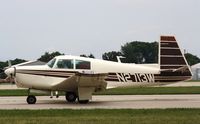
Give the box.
[116,73,155,83]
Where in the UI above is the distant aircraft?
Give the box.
[4,36,192,104]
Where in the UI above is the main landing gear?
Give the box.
[65,92,77,102]
[65,92,89,104]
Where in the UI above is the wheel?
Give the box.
[26,95,36,104]
[78,98,89,104]
[65,92,77,102]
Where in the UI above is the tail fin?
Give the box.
[157,36,192,82]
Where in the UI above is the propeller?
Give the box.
[0,60,29,83]
[0,60,15,83]
[8,60,11,68]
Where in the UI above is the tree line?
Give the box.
[0,41,200,69]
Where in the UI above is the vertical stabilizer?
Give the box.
[156,36,192,82]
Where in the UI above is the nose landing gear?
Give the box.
[26,95,36,104]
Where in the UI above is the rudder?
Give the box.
[156,36,192,82]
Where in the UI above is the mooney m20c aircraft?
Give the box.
[4,36,192,104]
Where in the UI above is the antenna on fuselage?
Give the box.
[117,56,125,63]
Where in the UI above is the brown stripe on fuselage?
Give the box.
[17,69,77,74]
[17,72,71,78]
[155,80,182,82]
[154,74,191,82]
[17,70,74,74]
[108,73,117,76]
[106,73,119,81]
[154,76,191,80]
[105,78,119,82]
[16,69,77,78]
[155,71,192,77]
[160,65,184,69]
[16,69,191,83]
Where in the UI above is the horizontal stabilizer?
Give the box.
[161,66,188,73]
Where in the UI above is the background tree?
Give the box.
[38,51,63,62]
[0,58,26,69]
[80,54,87,57]
[88,54,95,58]
[80,54,95,58]
[102,51,123,62]
[10,58,26,65]
[102,41,200,66]
[121,41,158,63]
[0,61,8,69]
[0,61,7,78]
[184,53,200,66]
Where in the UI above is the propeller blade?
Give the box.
[8,60,12,67]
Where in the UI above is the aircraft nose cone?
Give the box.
[5,67,15,77]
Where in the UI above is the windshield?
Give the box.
[47,58,56,68]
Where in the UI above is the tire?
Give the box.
[26,95,36,104]
[65,92,77,102]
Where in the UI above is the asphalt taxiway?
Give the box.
[1,81,200,90]
[0,95,200,109]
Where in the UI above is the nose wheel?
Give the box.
[26,95,37,104]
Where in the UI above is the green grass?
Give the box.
[186,80,200,82]
[2,86,200,96]
[0,89,28,96]
[0,109,200,124]
[95,86,200,95]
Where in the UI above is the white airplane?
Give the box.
[4,36,192,104]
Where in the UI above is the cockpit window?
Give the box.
[75,60,91,69]
[56,59,74,69]
[47,58,56,68]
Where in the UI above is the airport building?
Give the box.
[191,63,200,80]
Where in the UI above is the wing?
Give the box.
[51,72,108,92]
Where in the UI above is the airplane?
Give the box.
[3,36,192,104]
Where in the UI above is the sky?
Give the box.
[0,0,199,61]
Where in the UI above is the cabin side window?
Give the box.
[47,58,56,68]
[56,59,74,69]
[75,60,91,70]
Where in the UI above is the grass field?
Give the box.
[95,86,200,95]
[0,109,200,124]
[1,86,200,96]
[1,87,200,124]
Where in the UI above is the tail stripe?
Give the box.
[161,57,186,65]
[160,36,176,41]
[160,55,183,57]
[159,36,192,78]
[161,49,182,55]
[161,42,178,48]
